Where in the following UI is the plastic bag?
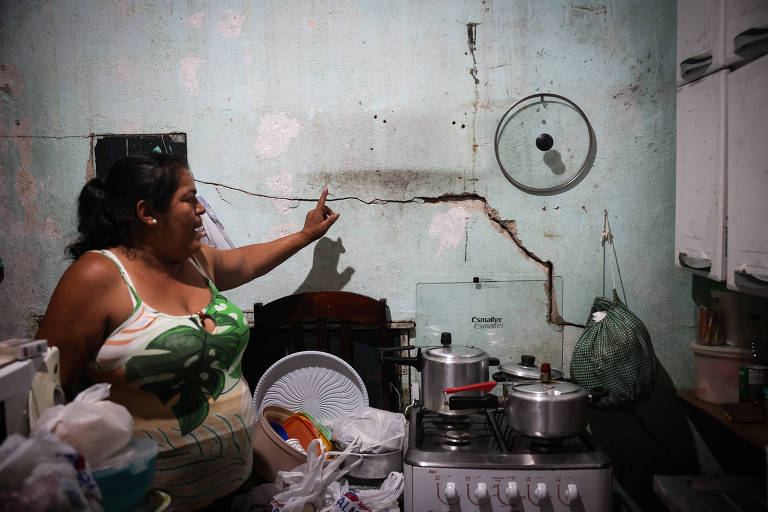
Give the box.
[31,383,134,466]
[197,195,235,250]
[329,407,406,454]
[0,432,102,511]
[264,439,362,512]
[329,472,404,512]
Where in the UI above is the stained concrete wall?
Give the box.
[0,1,692,387]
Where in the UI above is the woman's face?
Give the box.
[155,169,206,259]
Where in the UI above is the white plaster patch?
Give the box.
[179,57,206,97]
[268,172,294,195]
[428,206,471,257]
[254,113,301,158]
[183,11,205,28]
[217,10,244,38]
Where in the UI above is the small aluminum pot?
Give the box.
[505,381,588,439]
[421,345,496,415]
[343,449,403,480]
[496,354,563,383]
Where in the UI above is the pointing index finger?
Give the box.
[317,187,328,210]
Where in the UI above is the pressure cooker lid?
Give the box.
[425,345,487,361]
[513,381,583,396]
[498,355,563,380]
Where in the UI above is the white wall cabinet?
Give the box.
[677,0,768,85]
[676,0,768,297]
[677,0,726,85]
[725,0,768,64]
[726,54,768,297]
[675,70,728,281]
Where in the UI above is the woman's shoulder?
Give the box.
[62,250,124,288]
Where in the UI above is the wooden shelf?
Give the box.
[677,389,768,449]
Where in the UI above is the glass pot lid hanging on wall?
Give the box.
[494,93,595,194]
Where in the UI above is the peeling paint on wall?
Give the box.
[253,112,301,158]
[183,12,205,29]
[217,10,245,39]
[268,171,294,195]
[428,206,471,257]
[179,56,205,96]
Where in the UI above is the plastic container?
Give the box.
[281,412,332,454]
[92,438,158,512]
[691,342,748,404]
[251,405,307,482]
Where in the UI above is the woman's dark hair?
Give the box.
[67,153,190,259]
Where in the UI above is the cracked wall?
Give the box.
[0,0,693,387]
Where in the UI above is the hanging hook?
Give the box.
[601,209,612,244]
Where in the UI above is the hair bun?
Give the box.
[86,176,106,199]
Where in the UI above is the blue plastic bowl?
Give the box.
[92,438,158,512]
[269,421,289,440]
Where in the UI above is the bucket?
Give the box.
[251,405,307,482]
[690,343,748,404]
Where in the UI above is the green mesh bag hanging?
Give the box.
[570,213,657,409]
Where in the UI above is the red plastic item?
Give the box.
[442,381,498,394]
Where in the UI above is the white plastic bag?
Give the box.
[329,407,406,454]
[0,432,102,511]
[31,383,133,466]
[329,472,404,512]
[197,195,235,249]
[264,439,363,512]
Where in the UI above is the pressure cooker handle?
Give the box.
[443,381,498,394]
[488,357,500,366]
[378,345,416,352]
[381,348,423,372]
[587,386,609,404]
[449,393,501,410]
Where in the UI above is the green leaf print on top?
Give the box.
[124,292,249,436]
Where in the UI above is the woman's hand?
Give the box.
[300,187,340,242]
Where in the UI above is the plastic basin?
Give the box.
[92,438,158,512]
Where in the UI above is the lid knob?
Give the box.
[536,133,554,151]
[540,362,552,383]
[520,355,536,367]
[440,332,452,346]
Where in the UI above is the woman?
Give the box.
[36,153,339,510]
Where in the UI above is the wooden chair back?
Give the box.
[242,291,398,411]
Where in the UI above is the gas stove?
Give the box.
[403,404,612,511]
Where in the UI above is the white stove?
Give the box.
[403,404,612,512]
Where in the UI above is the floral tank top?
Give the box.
[86,249,254,511]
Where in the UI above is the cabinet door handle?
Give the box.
[680,53,712,81]
[678,252,712,272]
[733,27,768,57]
[734,270,768,288]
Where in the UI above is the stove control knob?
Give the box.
[564,483,579,504]
[474,482,489,503]
[505,482,520,502]
[445,482,460,505]
[533,482,549,504]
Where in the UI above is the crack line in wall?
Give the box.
[467,22,481,194]
[0,134,91,139]
[467,23,480,85]
[195,179,583,328]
